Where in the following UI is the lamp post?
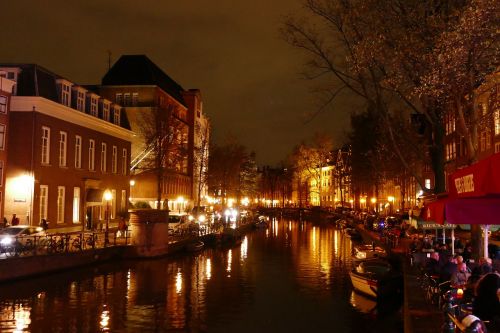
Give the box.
[370,197,377,213]
[104,190,112,246]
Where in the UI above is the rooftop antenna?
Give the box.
[107,50,112,70]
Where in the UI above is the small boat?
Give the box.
[350,291,377,314]
[349,260,401,298]
[186,240,204,252]
[254,216,269,228]
[352,244,386,262]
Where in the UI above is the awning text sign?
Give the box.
[449,153,500,198]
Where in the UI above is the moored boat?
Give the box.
[186,240,204,252]
[352,244,386,262]
[349,260,402,298]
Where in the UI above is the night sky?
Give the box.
[0,0,358,165]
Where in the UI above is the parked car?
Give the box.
[0,225,45,254]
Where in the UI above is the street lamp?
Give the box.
[104,190,112,246]
[387,196,395,215]
[370,197,377,213]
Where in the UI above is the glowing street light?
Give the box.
[104,190,112,246]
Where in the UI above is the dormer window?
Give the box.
[72,87,87,112]
[132,93,138,106]
[89,95,98,117]
[113,107,121,125]
[102,101,110,121]
[115,93,122,105]
[56,79,73,107]
[0,96,7,114]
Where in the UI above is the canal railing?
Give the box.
[0,230,131,258]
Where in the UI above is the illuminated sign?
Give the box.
[454,174,474,194]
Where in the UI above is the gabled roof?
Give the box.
[101,55,186,106]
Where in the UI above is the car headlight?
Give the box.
[1,236,13,245]
[188,215,194,221]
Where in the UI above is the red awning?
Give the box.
[449,153,500,198]
[445,196,500,225]
[422,199,449,224]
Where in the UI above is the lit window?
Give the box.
[112,146,117,173]
[425,179,431,190]
[59,131,67,167]
[121,189,126,211]
[41,126,50,165]
[89,139,95,171]
[73,187,80,223]
[57,186,65,224]
[122,148,127,175]
[39,185,48,220]
[75,135,82,168]
[0,95,7,113]
[101,143,107,172]
[112,189,116,219]
[0,124,5,150]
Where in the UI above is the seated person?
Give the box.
[472,273,500,332]
[451,262,470,287]
[440,255,457,283]
[425,252,440,277]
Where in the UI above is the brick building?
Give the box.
[0,64,133,229]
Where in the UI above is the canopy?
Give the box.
[423,199,448,224]
[449,153,500,198]
[446,196,500,225]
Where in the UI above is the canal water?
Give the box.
[0,218,402,332]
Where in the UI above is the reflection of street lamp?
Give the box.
[176,196,184,214]
[104,190,112,246]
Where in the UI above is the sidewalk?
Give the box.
[355,224,443,333]
[45,223,118,234]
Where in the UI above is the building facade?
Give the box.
[99,55,209,213]
[0,64,133,229]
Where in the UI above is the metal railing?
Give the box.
[0,230,131,258]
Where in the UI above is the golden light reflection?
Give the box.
[13,304,31,333]
[100,305,110,331]
[312,227,317,253]
[272,218,278,237]
[265,229,269,238]
[126,269,131,300]
[240,236,248,261]
[288,221,292,232]
[334,230,339,254]
[206,258,212,280]
[227,250,232,273]
[176,271,182,294]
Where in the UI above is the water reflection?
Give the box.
[0,217,401,332]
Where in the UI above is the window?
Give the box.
[73,187,80,223]
[59,131,67,167]
[90,96,98,116]
[0,161,3,186]
[112,146,117,173]
[57,186,65,224]
[495,110,500,136]
[121,189,126,211]
[103,102,110,121]
[480,130,491,152]
[124,93,131,106]
[122,148,127,175]
[445,112,456,135]
[61,84,71,106]
[115,93,122,105]
[40,185,48,220]
[42,126,50,164]
[76,91,85,111]
[425,179,431,190]
[101,143,107,172]
[112,189,116,219]
[0,124,5,150]
[132,93,138,106]
[0,95,7,113]
[113,107,121,125]
[89,139,95,171]
[446,142,456,161]
[75,135,82,168]
[495,142,500,154]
